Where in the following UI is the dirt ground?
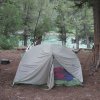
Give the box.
[0,49,100,100]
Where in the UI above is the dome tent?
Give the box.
[13,44,83,89]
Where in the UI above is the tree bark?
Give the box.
[75,34,79,49]
[83,4,90,48]
[23,1,31,46]
[33,8,42,46]
[23,27,28,46]
[93,0,100,66]
[86,32,90,48]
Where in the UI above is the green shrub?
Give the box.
[0,35,18,50]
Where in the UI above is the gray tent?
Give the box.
[13,44,83,89]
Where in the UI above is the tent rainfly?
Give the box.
[13,44,83,89]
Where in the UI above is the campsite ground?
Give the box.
[0,49,100,100]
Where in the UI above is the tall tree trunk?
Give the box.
[61,33,66,46]
[83,22,90,48]
[86,32,90,48]
[75,26,79,49]
[83,5,90,48]
[23,27,28,46]
[60,14,66,46]
[93,0,100,66]
[33,8,42,46]
[23,35,28,46]
[75,34,79,49]
[23,1,31,46]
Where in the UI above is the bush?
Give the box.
[0,35,18,50]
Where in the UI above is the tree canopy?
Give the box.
[0,0,96,47]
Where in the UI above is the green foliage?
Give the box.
[0,35,18,50]
[0,1,22,36]
[72,0,93,8]
[0,0,94,47]
[54,0,75,44]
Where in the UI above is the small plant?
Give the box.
[0,35,18,50]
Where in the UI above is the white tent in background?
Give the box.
[13,44,83,89]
